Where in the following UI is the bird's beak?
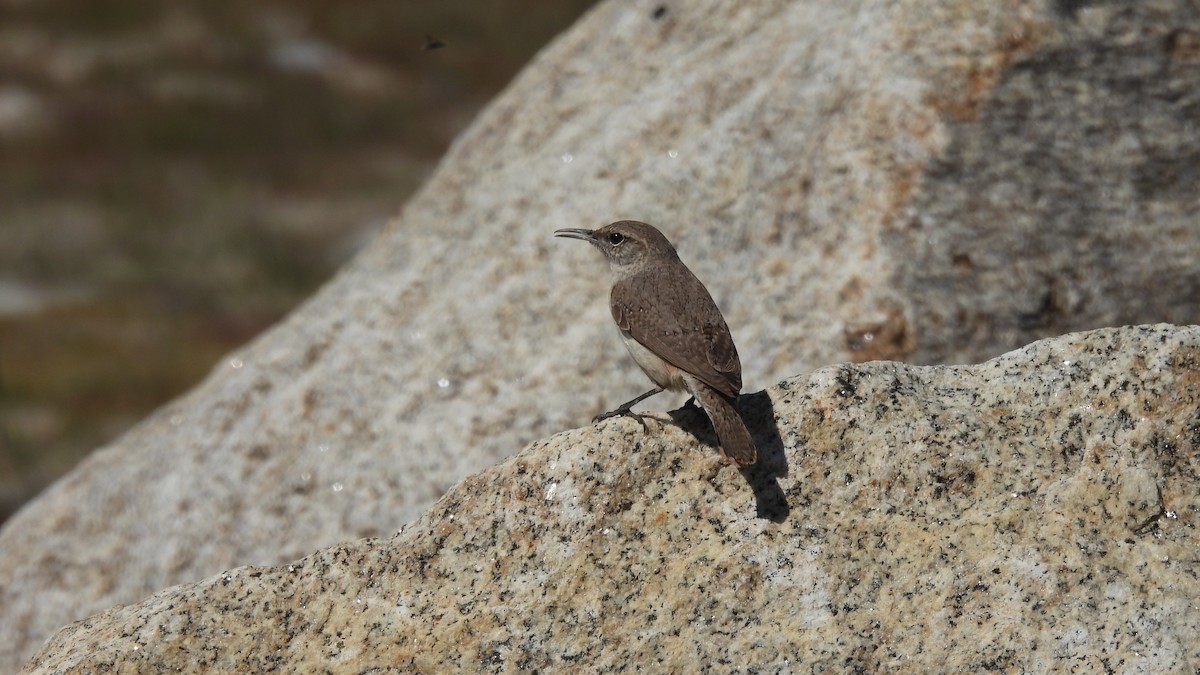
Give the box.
[553,228,595,242]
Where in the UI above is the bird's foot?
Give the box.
[592,405,649,431]
[593,405,636,423]
[591,388,663,427]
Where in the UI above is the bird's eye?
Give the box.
[607,232,625,246]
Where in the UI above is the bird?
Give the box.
[554,220,757,466]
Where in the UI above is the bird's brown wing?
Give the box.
[611,269,742,398]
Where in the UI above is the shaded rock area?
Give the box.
[5,0,1200,669]
[23,325,1200,672]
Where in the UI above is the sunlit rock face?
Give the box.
[5,0,1200,670]
[24,325,1200,672]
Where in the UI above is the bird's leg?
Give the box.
[593,387,664,423]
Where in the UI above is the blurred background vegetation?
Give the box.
[0,0,598,525]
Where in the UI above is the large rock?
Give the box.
[23,324,1200,671]
[5,0,1200,668]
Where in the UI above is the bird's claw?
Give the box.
[592,407,648,431]
[593,407,633,423]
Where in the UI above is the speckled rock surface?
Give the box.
[6,1,1200,669]
[22,325,1200,672]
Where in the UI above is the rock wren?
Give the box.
[554,220,757,466]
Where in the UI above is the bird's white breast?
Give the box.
[619,330,686,392]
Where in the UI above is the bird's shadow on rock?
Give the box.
[667,389,789,522]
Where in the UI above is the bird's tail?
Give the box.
[686,378,757,467]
